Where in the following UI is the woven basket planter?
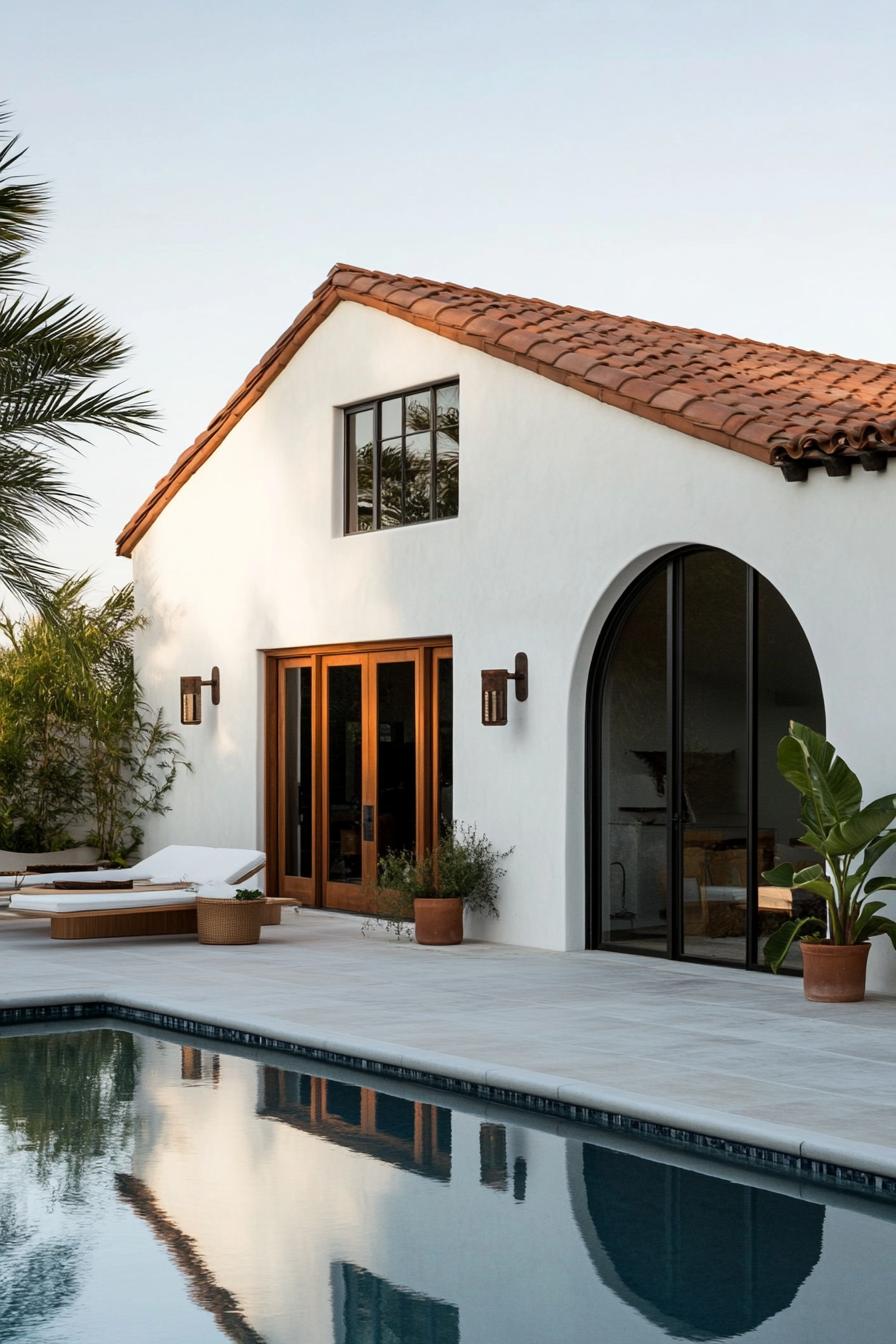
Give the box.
[197,897,263,946]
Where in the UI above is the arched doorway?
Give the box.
[586,548,825,970]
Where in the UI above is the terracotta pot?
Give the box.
[414,896,463,946]
[800,940,870,1002]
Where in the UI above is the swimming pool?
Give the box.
[0,1025,893,1343]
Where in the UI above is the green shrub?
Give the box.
[0,579,188,860]
[365,823,513,938]
[763,721,896,971]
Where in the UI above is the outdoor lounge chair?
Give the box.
[0,844,264,890]
[5,848,270,941]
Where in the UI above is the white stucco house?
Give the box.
[118,265,896,989]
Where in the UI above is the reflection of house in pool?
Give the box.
[115,1172,266,1344]
[258,1068,452,1182]
[180,1045,220,1084]
[333,1263,459,1344]
[568,1142,825,1341]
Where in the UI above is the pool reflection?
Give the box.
[1,1030,895,1344]
[258,1067,452,1182]
[334,1263,458,1344]
[569,1142,825,1340]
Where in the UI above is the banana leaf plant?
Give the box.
[763,722,896,972]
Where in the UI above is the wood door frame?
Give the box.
[276,656,317,903]
[431,647,453,850]
[321,651,368,912]
[265,637,451,906]
[367,646,426,878]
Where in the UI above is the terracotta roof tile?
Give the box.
[553,350,600,379]
[115,264,896,555]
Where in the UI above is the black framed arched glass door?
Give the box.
[586,548,825,970]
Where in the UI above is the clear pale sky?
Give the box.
[6,0,896,595]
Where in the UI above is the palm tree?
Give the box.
[0,110,156,610]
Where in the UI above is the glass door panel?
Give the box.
[323,658,365,909]
[373,655,420,865]
[280,660,314,900]
[434,654,453,839]
[682,551,747,964]
[600,568,669,952]
[593,549,824,970]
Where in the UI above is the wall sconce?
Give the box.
[481,653,528,726]
[180,667,220,725]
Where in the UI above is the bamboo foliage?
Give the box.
[0,580,188,860]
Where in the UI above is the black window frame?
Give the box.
[585,545,825,975]
[343,379,459,535]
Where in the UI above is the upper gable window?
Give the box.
[344,381,459,534]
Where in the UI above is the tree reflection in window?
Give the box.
[345,382,459,533]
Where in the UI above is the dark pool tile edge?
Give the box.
[3,997,895,1203]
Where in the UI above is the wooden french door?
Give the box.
[322,647,424,911]
[268,639,450,912]
[277,657,315,903]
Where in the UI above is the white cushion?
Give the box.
[0,845,264,890]
[129,846,264,885]
[11,888,199,915]
[196,881,238,900]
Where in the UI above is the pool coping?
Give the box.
[3,991,896,1202]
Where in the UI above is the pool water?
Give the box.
[0,1027,893,1343]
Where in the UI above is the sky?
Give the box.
[5,0,896,597]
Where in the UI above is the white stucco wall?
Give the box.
[130,300,896,989]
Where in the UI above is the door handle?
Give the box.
[362,805,374,842]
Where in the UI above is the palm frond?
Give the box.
[0,541,66,611]
[0,107,158,612]
[0,378,158,447]
[0,444,88,613]
[0,292,133,373]
[0,443,88,526]
[0,109,48,291]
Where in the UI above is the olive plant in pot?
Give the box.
[763,722,896,1001]
[373,823,512,946]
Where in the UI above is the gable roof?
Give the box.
[116,264,896,555]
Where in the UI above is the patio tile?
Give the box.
[3,909,896,1176]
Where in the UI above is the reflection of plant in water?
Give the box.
[0,1191,82,1342]
[0,1028,138,1191]
[0,1031,137,1340]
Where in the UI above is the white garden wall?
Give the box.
[130,300,896,990]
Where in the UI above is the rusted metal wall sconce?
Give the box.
[180,667,220,725]
[481,653,528,726]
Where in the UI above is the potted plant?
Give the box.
[374,823,512,946]
[762,721,896,1001]
[196,887,265,946]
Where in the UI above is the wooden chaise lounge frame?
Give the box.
[14,869,289,941]
[44,898,292,940]
[49,898,201,941]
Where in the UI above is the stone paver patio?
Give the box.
[2,907,895,1178]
